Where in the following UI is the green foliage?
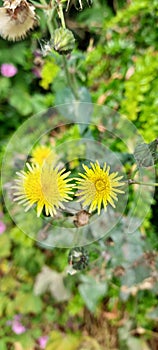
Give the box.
[121,50,158,140]
[134,139,158,167]
[79,275,107,312]
[0,234,11,258]
[40,59,60,90]
[0,0,158,348]
[46,331,80,350]
[81,0,158,140]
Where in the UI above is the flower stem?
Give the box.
[47,8,57,37]
[128,179,158,187]
[29,2,50,9]
[57,0,79,100]
[58,1,66,28]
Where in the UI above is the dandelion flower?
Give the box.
[0,0,37,41]
[76,161,125,215]
[13,163,74,217]
[31,145,57,166]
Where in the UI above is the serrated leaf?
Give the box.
[79,275,107,312]
[134,139,158,167]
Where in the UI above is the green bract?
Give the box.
[53,28,75,55]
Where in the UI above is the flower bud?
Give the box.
[53,28,75,55]
[68,247,89,270]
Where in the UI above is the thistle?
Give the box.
[0,0,37,41]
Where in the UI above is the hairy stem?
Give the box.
[128,179,158,187]
[57,1,79,99]
[58,1,66,28]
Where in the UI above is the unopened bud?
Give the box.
[53,27,75,55]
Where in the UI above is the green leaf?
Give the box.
[1,276,17,293]
[14,292,42,314]
[147,306,158,321]
[9,89,33,116]
[0,293,8,317]
[134,139,158,167]
[0,340,7,350]
[55,87,92,126]
[127,337,148,350]
[10,227,33,247]
[0,234,11,258]
[0,77,11,99]
[79,275,107,312]
[46,331,80,350]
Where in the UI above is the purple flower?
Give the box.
[38,336,49,349]
[12,321,26,334]
[1,63,18,77]
[0,221,6,235]
[8,314,26,334]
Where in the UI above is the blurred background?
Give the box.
[0,0,158,349]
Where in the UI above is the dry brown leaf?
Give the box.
[14,342,24,350]
[125,66,135,80]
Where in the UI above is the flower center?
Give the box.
[95,179,106,192]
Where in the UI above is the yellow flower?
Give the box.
[76,161,125,215]
[31,145,57,166]
[13,163,74,217]
[0,0,37,41]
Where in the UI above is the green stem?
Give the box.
[57,1,79,100]
[128,179,158,187]
[47,9,57,37]
[29,2,49,9]
[58,2,66,28]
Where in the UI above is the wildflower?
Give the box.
[1,63,18,77]
[76,161,125,215]
[13,163,74,217]
[8,314,26,334]
[38,336,49,349]
[31,145,57,166]
[0,0,37,41]
[0,221,6,234]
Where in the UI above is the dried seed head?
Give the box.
[74,210,90,227]
[0,0,38,41]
